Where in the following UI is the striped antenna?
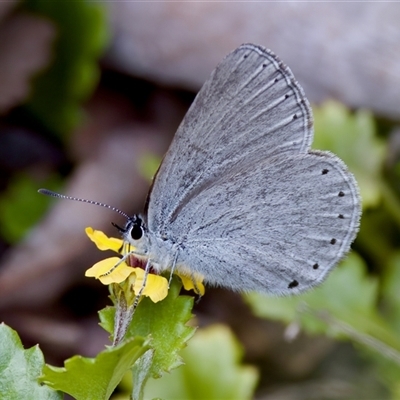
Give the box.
[38,188,130,219]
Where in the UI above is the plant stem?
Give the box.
[113,295,135,346]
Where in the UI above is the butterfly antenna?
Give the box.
[38,188,130,219]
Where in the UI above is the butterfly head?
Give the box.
[112,215,149,254]
[38,188,150,254]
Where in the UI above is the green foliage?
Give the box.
[246,253,400,352]
[246,254,400,395]
[138,153,162,182]
[100,278,196,399]
[127,279,196,378]
[313,101,385,208]
[23,0,109,136]
[2,85,399,397]
[40,337,148,400]
[0,280,201,400]
[0,173,62,243]
[0,323,61,400]
[245,101,400,396]
[142,325,258,400]
[382,252,400,333]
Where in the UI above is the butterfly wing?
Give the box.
[146,44,313,233]
[145,43,360,294]
[171,151,360,295]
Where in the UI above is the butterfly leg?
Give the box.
[99,245,149,278]
[132,257,152,310]
[168,249,180,288]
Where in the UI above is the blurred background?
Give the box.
[1,2,400,399]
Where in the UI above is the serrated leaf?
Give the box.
[40,337,148,400]
[246,253,400,357]
[99,277,196,391]
[313,101,385,208]
[144,325,258,400]
[99,305,115,338]
[23,0,109,136]
[0,323,61,400]
[129,278,196,378]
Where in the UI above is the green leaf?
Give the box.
[40,337,148,400]
[100,278,196,377]
[381,251,400,334]
[128,278,196,377]
[0,173,61,243]
[137,153,162,182]
[0,323,61,400]
[131,349,154,400]
[246,253,400,357]
[23,0,109,136]
[313,101,385,209]
[99,277,196,397]
[143,325,258,400]
[99,304,115,340]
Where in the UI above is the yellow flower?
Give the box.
[84,227,205,301]
[85,257,133,285]
[180,274,205,296]
[129,268,169,303]
[86,227,123,252]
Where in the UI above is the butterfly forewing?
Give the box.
[147,44,313,233]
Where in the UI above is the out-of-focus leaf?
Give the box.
[381,251,400,334]
[246,253,400,357]
[143,325,258,400]
[313,101,385,208]
[0,323,62,400]
[0,173,62,243]
[137,152,161,182]
[23,0,109,136]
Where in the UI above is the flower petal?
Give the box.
[179,273,205,296]
[85,227,124,252]
[85,257,133,284]
[132,268,169,303]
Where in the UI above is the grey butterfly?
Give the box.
[43,44,361,296]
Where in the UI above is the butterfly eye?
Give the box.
[130,223,143,240]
